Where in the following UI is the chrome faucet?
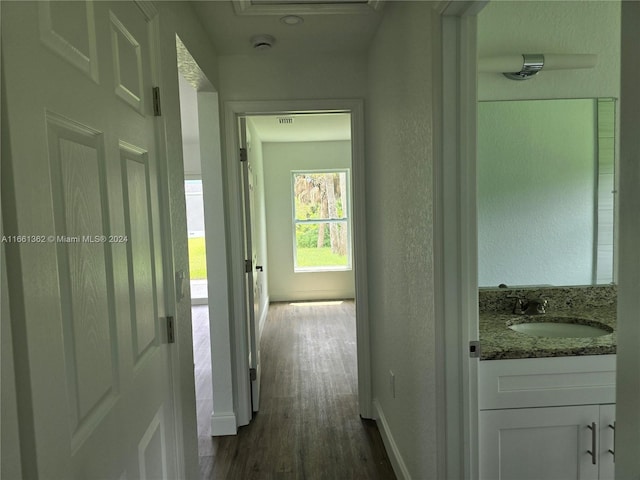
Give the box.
[508,295,548,315]
[524,298,548,315]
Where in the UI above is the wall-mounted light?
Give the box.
[479,54,598,81]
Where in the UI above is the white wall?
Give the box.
[478,1,621,101]
[178,73,202,176]
[262,141,355,301]
[365,2,439,478]
[219,53,367,102]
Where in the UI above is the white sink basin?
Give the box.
[508,317,613,338]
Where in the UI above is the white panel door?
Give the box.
[480,405,600,480]
[239,117,261,413]
[2,2,177,478]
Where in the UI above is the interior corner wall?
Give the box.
[262,141,355,302]
[477,1,621,101]
[154,3,221,477]
[365,2,438,478]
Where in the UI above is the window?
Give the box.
[185,179,207,282]
[292,170,351,272]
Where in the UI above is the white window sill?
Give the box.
[294,266,352,273]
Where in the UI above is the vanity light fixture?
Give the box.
[479,53,598,81]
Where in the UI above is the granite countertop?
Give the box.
[480,305,617,360]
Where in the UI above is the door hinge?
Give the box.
[240,147,248,163]
[245,258,253,273]
[166,316,175,344]
[152,87,162,116]
[249,368,257,381]
[469,340,481,358]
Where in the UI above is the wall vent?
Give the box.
[278,117,294,125]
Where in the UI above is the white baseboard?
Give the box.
[373,398,412,480]
[210,412,237,436]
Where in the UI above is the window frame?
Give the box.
[291,168,352,273]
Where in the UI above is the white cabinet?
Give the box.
[479,356,616,480]
[598,404,616,480]
[480,404,615,480]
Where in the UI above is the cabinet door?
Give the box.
[599,404,616,480]
[480,405,600,480]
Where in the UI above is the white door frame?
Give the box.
[223,99,370,427]
[173,38,236,440]
[436,2,487,479]
[615,2,640,476]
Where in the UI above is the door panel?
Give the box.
[239,117,261,412]
[480,405,599,480]
[38,1,99,82]
[138,408,168,479]
[2,2,177,478]
[110,11,144,113]
[121,146,159,362]
[47,112,119,447]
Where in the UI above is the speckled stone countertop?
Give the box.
[479,285,617,360]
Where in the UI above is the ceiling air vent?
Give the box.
[278,117,294,125]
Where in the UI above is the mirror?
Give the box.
[477,98,616,288]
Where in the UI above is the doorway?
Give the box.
[175,36,235,461]
[224,100,371,428]
[178,73,208,306]
[239,112,357,417]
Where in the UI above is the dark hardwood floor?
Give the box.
[193,300,396,480]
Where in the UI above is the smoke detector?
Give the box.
[250,34,275,51]
[280,15,304,26]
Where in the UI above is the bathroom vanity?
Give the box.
[478,286,617,480]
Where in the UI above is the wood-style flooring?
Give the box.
[192,300,396,480]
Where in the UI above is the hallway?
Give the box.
[194,301,396,479]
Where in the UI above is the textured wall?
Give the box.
[478,1,620,101]
[262,141,355,301]
[219,53,367,102]
[365,2,438,478]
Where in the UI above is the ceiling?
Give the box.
[191,0,384,56]
[179,1,369,148]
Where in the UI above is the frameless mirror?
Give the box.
[477,98,616,288]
